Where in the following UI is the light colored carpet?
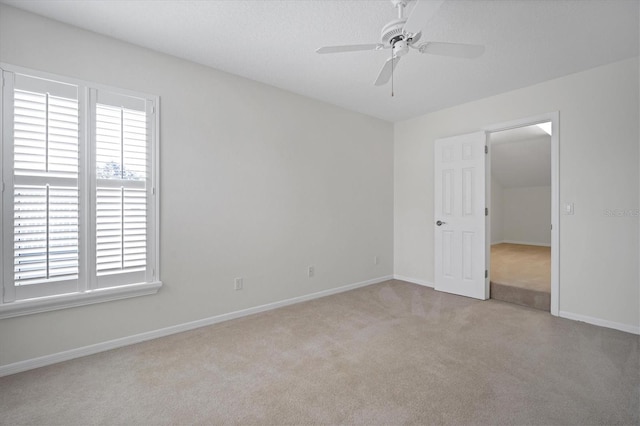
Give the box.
[490,281,550,312]
[491,243,551,311]
[491,243,551,292]
[1,280,638,425]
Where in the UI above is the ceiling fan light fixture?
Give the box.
[393,39,410,57]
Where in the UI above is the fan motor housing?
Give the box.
[380,19,422,46]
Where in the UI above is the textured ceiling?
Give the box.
[2,0,639,122]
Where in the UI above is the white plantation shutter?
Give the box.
[1,65,160,312]
[14,87,79,178]
[93,91,151,288]
[14,185,79,284]
[96,187,147,272]
[4,74,80,300]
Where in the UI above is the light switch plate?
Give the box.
[564,202,574,215]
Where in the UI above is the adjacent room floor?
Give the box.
[1,280,637,425]
[490,243,551,311]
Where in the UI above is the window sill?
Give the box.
[0,281,162,320]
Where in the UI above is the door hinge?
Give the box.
[485,145,488,154]
[485,270,488,279]
[152,187,156,195]
[551,224,553,230]
[485,207,488,216]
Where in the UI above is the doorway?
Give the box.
[432,113,558,315]
[485,113,559,315]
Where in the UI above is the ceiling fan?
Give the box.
[316,0,485,87]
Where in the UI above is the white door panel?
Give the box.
[434,131,488,300]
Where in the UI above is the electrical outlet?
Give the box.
[308,266,315,278]
[234,277,243,291]
[374,256,379,265]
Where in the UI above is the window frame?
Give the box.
[0,63,162,319]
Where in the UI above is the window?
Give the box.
[1,65,161,318]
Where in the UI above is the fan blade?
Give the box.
[316,44,384,54]
[403,0,446,37]
[418,42,485,58]
[374,56,401,86]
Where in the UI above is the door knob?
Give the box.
[436,220,446,226]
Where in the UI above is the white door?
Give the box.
[434,131,488,300]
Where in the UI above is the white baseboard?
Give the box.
[393,274,434,288]
[499,240,551,247]
[0,275,393,378]
[559,310,640,335]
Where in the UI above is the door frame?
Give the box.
[483,112,560,316]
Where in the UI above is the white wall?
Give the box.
[490,175,504,244]
[502,186,551,246]
[395,57,639,331]
[0,5,394,367]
